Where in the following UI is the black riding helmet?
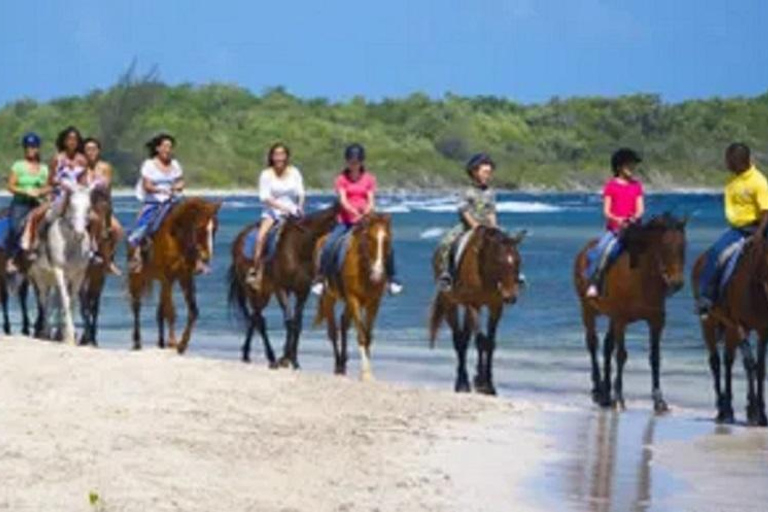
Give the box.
[611,148,642,175]
[466,153,495,177]
[344,143,366,162]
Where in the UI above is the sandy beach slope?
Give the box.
[0,337,543,512]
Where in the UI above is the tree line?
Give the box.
[1,65,766,190]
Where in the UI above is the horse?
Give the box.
[314,213,393,380]
[26,186,93,344]
[128,197,221,354]
[227,206,339,367]
[0,209,33,336]
[692,238,768,426]
[573,214,687,413]
[79,187,121,346]
[428,226,526,395]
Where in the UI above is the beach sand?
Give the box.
[1,337,767,512]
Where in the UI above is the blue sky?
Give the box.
[1,0,766,106]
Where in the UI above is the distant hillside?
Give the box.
[2,66,766,190]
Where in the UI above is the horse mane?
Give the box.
[166,198,219,259]
[622,212,686,268]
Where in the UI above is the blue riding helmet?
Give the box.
[466,153,495,176]
[22,132,42,148]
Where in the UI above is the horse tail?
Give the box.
[227,262,250,325]
[428,292,448,347]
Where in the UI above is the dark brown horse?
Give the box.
[314,213,393,380]
[228,206,338,367]
[79,187,121,346]
[428,227,526,395]
[0,208,33,336]
[574,214,687,412]
[692,239,768,426]
[128,197,221,353]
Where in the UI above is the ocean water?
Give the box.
[5,192,744,413]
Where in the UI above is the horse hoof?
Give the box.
[654,399,670,415]
[455,380,471,393]
[334,366,346,376]
[267,361,279,370]
[361,372,374,382]
[474,382,497,396]
[278,357,292,369]
[758,413,768,427]
[716,411,735,425]
[612,398,626,411]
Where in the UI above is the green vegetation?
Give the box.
[1,65,767,189]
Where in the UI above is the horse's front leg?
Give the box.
[582,307,601,403]
[19,278,30,336]
[157,278,175,349]
[347,297,371,381]
[476,303,502,396]
[756,333,768,426]
[612,321,628,411]
[649,316,669,413]
[739,337,761,426]
[339,307,350,376]
[446,303,469,392]
[276,290,296,368]
[177,275,197,354]
[703,320,727,422]
[600,323,615,408]
[289,290,309,369]
[723,341,736,424]
[53,268,76,345]
[129,276,143,350]
[0,277,10,335]
[32,282,46,339]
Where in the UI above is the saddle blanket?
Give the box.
[242,222,283,261]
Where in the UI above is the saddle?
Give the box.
[447,229,475,279]
[718,238,748,295]
[242,221,284,262]
[320,229,354,278]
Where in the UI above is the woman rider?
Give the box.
[21,126,87,259]
[247,143,305,289]
[6,133,51,273]
[83,136,123,275]
[127,133,186,273]
[312,143,403,296]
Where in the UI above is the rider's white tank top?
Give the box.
[135,158,183,203]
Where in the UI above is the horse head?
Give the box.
[62,185,92,237]
[625,213,687,294]
[480,227,526,304]
[172,198,222,268]
[360,213,392,284]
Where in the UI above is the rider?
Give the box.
[312,143,403,296]
[6,133,51,273]
[127,133,185,273]
[20,126,87,260]
[436,153,498,291]
[697,143,768,317]
[585,148,645,298]
[247,143,305,290]
[83,137,123,275]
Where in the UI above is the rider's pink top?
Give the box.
[335,170,376,224]
[603,177,643,232]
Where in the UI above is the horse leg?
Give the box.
[327,305,342,374]
[78,286,90,345]
[288,291,309,369]
[157,279,172,349]
[255,312,277,368]
[722,341,736,424]
[481,304,502,396]
[339,308,350,375]
[756,333,768,426]
[0,279,10,335]
[129,277,142,350]
[347,298,372,381]
[600,323,615,408]
[19,279,30,336]
[612,322,627,411]
[446,304,469,392]
[53,268,76,345]
[32,283,45,339]
[276,290,294,368]
[649,317,669,413]
[581,308,601,402]
[177,275,197,354]
[702,320,727,422]
[91,290,101,347]
[739,338,760,426]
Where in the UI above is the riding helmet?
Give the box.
[22,132,42,148]
[465,153,495,177]
[611,148,642,173]
[344,143,366,162]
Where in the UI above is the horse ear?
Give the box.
[210,200,223,213]
[511,229,527,245]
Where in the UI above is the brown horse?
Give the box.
[79,187,121,346]
[227,206,339,367]
[314,213,393,380]
[428,226,526,395]
[128,197,221,353]
[692,239,768,425]
[0,208,33,336]
[574,214,687,412]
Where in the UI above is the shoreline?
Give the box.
[1,337,767,511]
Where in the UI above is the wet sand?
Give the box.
[1,337,767,512]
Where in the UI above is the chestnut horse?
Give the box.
[79,187,121,346]
[0,209,33,335]
[692,239,768,425]
[428,227,526,395]
[227,206,339,367]
[128,197,221,353]
[574,214,687,413]
[314,213,393,380]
